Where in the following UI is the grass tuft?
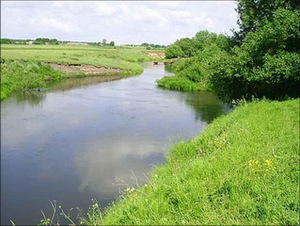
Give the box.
[157,76,202,91]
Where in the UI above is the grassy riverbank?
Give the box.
[81,99,299,225]
[1,45,162,99]
[1,44,152,72]
[0,60,64,99]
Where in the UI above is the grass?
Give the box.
[1,44,152,73]
[1,60,65,100]
[0,44,160,99]
[79,99,299,225]
[157,75,202,91]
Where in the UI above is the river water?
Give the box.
[1,63,230,225]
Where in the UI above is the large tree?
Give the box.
[234,0,300,43]
[211,7,300,102]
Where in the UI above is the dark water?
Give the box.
[1,63,230,225]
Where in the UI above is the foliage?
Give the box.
[33,38,59,45]
[234,0,300,43]
[81,99,299,225]
[1,60,64,99]
[210,8,300,102]
[0,38,12,44]
[161,31,233,91]
[165,31,233,60]
[176,44,229,90]
[78,199,104,225]
[165,44,185,59]
[102,39,107,45]
[163,2,300,103]
[141,43,166,49]
[157,76,201,91]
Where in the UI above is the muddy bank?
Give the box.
[46,62,123,77]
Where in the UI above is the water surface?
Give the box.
[1,63,230,225]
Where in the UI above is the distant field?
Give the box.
[0,44,157,73]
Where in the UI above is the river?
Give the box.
[1,63,230,225]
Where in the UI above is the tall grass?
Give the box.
[1,44,152,74]
[1,60,64,99]
[82,99,299,225]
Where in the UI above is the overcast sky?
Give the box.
[1,1,239,45]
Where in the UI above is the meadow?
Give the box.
[80,99,299,225]
[1,44,153,72]
[0,44,162,99]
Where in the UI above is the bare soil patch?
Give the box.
[144,51,165,59]
[46,62,122,76]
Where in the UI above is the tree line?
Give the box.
[0,38,59,45]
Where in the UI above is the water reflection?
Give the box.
[75,136,165,198]
[184,91,231,123]
[1,63,230,225]
[12,91,46,107]
[47,75,124,92]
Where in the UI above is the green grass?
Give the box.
[1,44,152,74]
[157,75,202,91]
[81,99,299,225]
[1,60,65,100]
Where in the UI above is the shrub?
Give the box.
[210,8,300,102]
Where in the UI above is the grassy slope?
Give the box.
[90,99,299,225]
[1,44,152,73]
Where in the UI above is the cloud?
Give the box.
[95,2,117,16]
[1,1,239,45]
[37,18,78,33]
[150,1,180,9]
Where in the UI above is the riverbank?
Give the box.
[0,45,164,99]
[82,99,299,225]
[156,58,207,92]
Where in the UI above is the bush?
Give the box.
[210,8,300,102]
[1,60,64,99]
[165,44,185,59]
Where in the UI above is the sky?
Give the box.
[1,1,239,45]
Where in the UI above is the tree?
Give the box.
[174,38,195,57]
[102,39,107,45]
[234,0,300,43]
[49,39,59,45]
[109,41,115,46]
[165,44,185,59]
[210,8,300,102]
[0,38,12,44]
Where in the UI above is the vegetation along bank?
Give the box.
[0,44,164,100]
[158,1,300,103]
